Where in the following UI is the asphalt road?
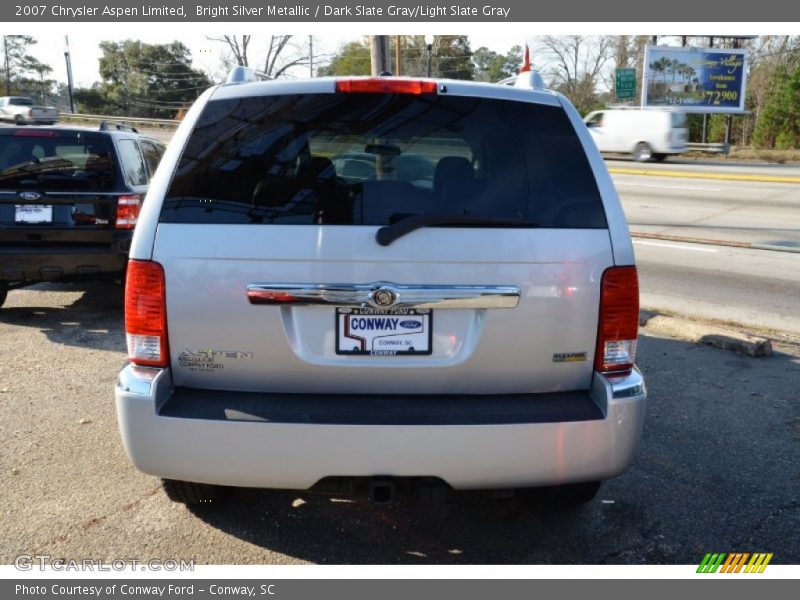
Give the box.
[634,239,800,337]
[614,173,800,248]
[606,157,800,179]
[1,283,798,565]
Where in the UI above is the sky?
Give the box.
[23,33,522,88]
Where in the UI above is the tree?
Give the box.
[207,35,309,79]
[30,62,53,103]
[434,36,474,80]
[317,39,371,76]
[536,35,614,114]
[754,60,800,148]
[472,45,522,82]
[2,35,55,97]
[320,36,474,80]
[749,36,800,147]
[98,40,211,118]
[207,35,251,66]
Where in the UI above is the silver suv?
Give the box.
[115,68,646,506]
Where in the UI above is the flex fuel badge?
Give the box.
[178,349,253,373]
[553,352,588,363]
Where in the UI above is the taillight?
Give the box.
[125,260,169,367]
[336,78,437,95]
[595,266,639,375]
[115,195,141,229]
[28,108,33,117]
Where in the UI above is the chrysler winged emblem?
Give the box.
[370,288,397,308]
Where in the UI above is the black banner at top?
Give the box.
[3,0,799,22]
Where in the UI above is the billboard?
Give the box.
[642,46,747,113]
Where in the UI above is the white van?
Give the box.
[584,108,688,161]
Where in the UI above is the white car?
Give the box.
[0,96,59,125]
[584,107,688,161]
[115,68,647,507]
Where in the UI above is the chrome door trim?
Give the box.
[246,282,520,309]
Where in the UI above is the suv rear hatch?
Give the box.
[0,129,131,282]
[151,82,614,395]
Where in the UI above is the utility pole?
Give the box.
[369,36,391,76]
[724,38,739,146]
[64,36,75,113]
[4,36,10,95]
[395,35,401,76]
[425,35,434,77]
[702,36,714,144]
[309,35,313,78]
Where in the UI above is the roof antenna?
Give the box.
[520,43,532,73]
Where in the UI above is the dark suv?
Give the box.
[0,122,165,307]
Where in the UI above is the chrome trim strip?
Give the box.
[116,365,163,396]
[246,282,520,309]
[608,367,646,399]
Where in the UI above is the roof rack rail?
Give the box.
[497,71,546,91]
[226,65,272,84]
[99,120,138,133]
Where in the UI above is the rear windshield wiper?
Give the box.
[376,214,539,246]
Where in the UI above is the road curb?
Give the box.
[639,310,773,357]
[610,167,800,185]
[631,231,800,254]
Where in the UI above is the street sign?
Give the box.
[615,68,636,99]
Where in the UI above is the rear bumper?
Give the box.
[115,366,647,490]
[654,142,688,154]
[0,246,127,284]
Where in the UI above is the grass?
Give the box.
[681,146,800,164]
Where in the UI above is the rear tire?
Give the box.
[161,479,225,505]
[0,285,7,308]
[633,142,653,162]
[516,481,601,508]
[14,115,25,126]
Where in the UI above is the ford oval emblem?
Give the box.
[399,319,422,329]
[19,191,42,201]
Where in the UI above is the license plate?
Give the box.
[15,204,53,224]
[336,308,432,356]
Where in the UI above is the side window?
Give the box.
[139,140,163,179]
[586,112,604,128]
[116,139,148,186]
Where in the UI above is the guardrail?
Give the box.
[687,142,730,155]
[59,111,180,127]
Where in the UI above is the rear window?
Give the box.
[10,97,34,106]
[161,93,606,228]
[671,112,687,128]
[140,140,165,178]
[0,132,116,192]
[116,139,148,186]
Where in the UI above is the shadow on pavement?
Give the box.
[0,282,124,351]
[185,334,800,564]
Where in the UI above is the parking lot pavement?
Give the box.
[1,284,798,565]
